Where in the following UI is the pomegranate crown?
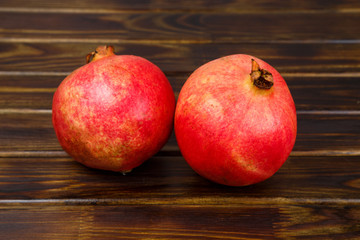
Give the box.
[86,45,115,63]
[250,59,274,90]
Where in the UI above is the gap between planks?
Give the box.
[1,7,360,14]
[2,71,360,77]
[1,149,360,158]
[2,37,360,44]
[0,196,360,206]
[2,108,360,115]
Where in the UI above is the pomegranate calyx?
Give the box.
[86,45,115,63]
[250,59,273,90]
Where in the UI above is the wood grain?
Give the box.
[1,73,360,110]
[0,0,359,238]
[0,203,359,240]
[0,155,359,201]
[0,11,360,42]
[1,111,360,154]
[1,0,360,12]
[1,42,360,74]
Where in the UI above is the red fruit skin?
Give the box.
[52,54,175,172]
[175,54,297,186]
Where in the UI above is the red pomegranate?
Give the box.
[175,54,297,186]
[52,46,175,173]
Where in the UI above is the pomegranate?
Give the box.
[52,46,175,173]
[175,54,297,186]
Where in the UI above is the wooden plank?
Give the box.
[0,203,359,239]
[289,74,360,111]
[1,12,360,42]
[1,42,360,73]
[0,111,58,152]
[297,113,360,152]
[1,112,360,153]
[0,92,54,109]
[1,73,360,110]
[0,74,61,110]
[0,155,360,201]
[1,0,360,12]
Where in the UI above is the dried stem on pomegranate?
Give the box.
[86,45,115,63]
[250,59,274,89]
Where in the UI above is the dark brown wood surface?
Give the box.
[1,1,360,239]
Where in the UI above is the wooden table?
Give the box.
[1,1,360,239]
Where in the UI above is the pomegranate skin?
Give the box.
[175,54,297,186]
[52,46,175,172]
